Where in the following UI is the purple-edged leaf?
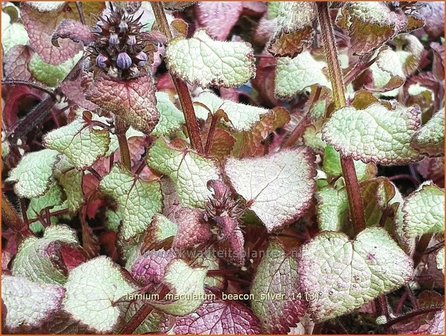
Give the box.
[196,2,243,41]
[2,275,65,332]
[322,103,424,165]
[411,109,444,156]
[52,19,95,47]
[174,299,261,334]
[21,3,82,65]
[60,72,99,111]
[418,2,444,39]
[85,73,159,134]
[215,225,245,266]
[251,241,307,333]
[389,310,444,334]
[225,149,316,232]
[131,249,177,288]
[173,208,212,250]
[3,45,33,81]
[298,228,413,322]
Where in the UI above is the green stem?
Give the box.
[151,2,204,153]
[316,3,366,235]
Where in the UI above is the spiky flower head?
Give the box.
[88,3,151,79]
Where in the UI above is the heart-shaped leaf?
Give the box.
[44,118,110,169]
[298,228,413,322]
[147,138,220,208]
[251,241,307,333]
[322,103,424,165]
[100,165,162,241]
[7,149,60,198]
[165,30,255,88]
[2,275,65,332]
[63,256,138,333]
[275,51,331,100]
[225,148,315,232]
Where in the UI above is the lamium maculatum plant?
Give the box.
[1,1,444,335]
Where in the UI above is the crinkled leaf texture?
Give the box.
[150,259,207,316]
[147,138,220,208]
[86,74,159,134]
[267,2,315,58]
[100,165,162,241]
[298,228,413,322]
[323,103,423,165]
[196,2,243,41]
[7,149,60,198]
[225,149,315,232]
[12,225,80,285]
[63,256,137,333]
[44,118,110,169]
[165,29,255,88]
[402,182,445,238]
[251,241,306,333]
[411,109,444,156]
[152,92,185,136]
[2,275,65,332]
[174,299,261,334]
[21,2,82,65]
[275,51,331,100]
[193,90,270,131]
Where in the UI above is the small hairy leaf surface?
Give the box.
[165,30,255,88]
[322,103,423,165]
[196,2,243,41]
[12,225,80,285]
[299,228,413,322]
[174,299,261,334]
[152,92,185,136]
[147,138,220,208]
[100,165,162,241]
[251,241,306,333]
[267,2,315,57]
[225,149,315,232]
[411,109,444,156]
[86,74,159,135]
[402,182,444,238]
[7,149,60,198]
[150,259,207,316]
[2,275,65,332]
[275,51,330,100]
[44,119,110,169]
[63,256,137,333]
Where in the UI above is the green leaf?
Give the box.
[100,165,162,241]
[2,275,65,332]
[402,182,444,238]
[323,103,423,165]
[147,138,220,208]
[26,182,65,222]
[251,241,306,333]
[151,92,185,136]
[1,9,29,53]
[150,259,207,316]
[299,228,413,322]
[144,214,178,247]
[12,225,79,285]
[193,91,270,131]
[316,186,349,232]
[63,256,137,333]
[165,29,255,88]
[275,51,331,100]
[225,148,315,232]
[44,118,110,169]
[411,109,444,156]
[7,149,60,198]
[28,52,82,87]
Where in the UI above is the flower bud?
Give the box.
[127,35,137,46]
[119,21,128,33]
[96,54,108,68]
[109,33,119,45]
[135,51,148,67]
[116,52,132,70]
